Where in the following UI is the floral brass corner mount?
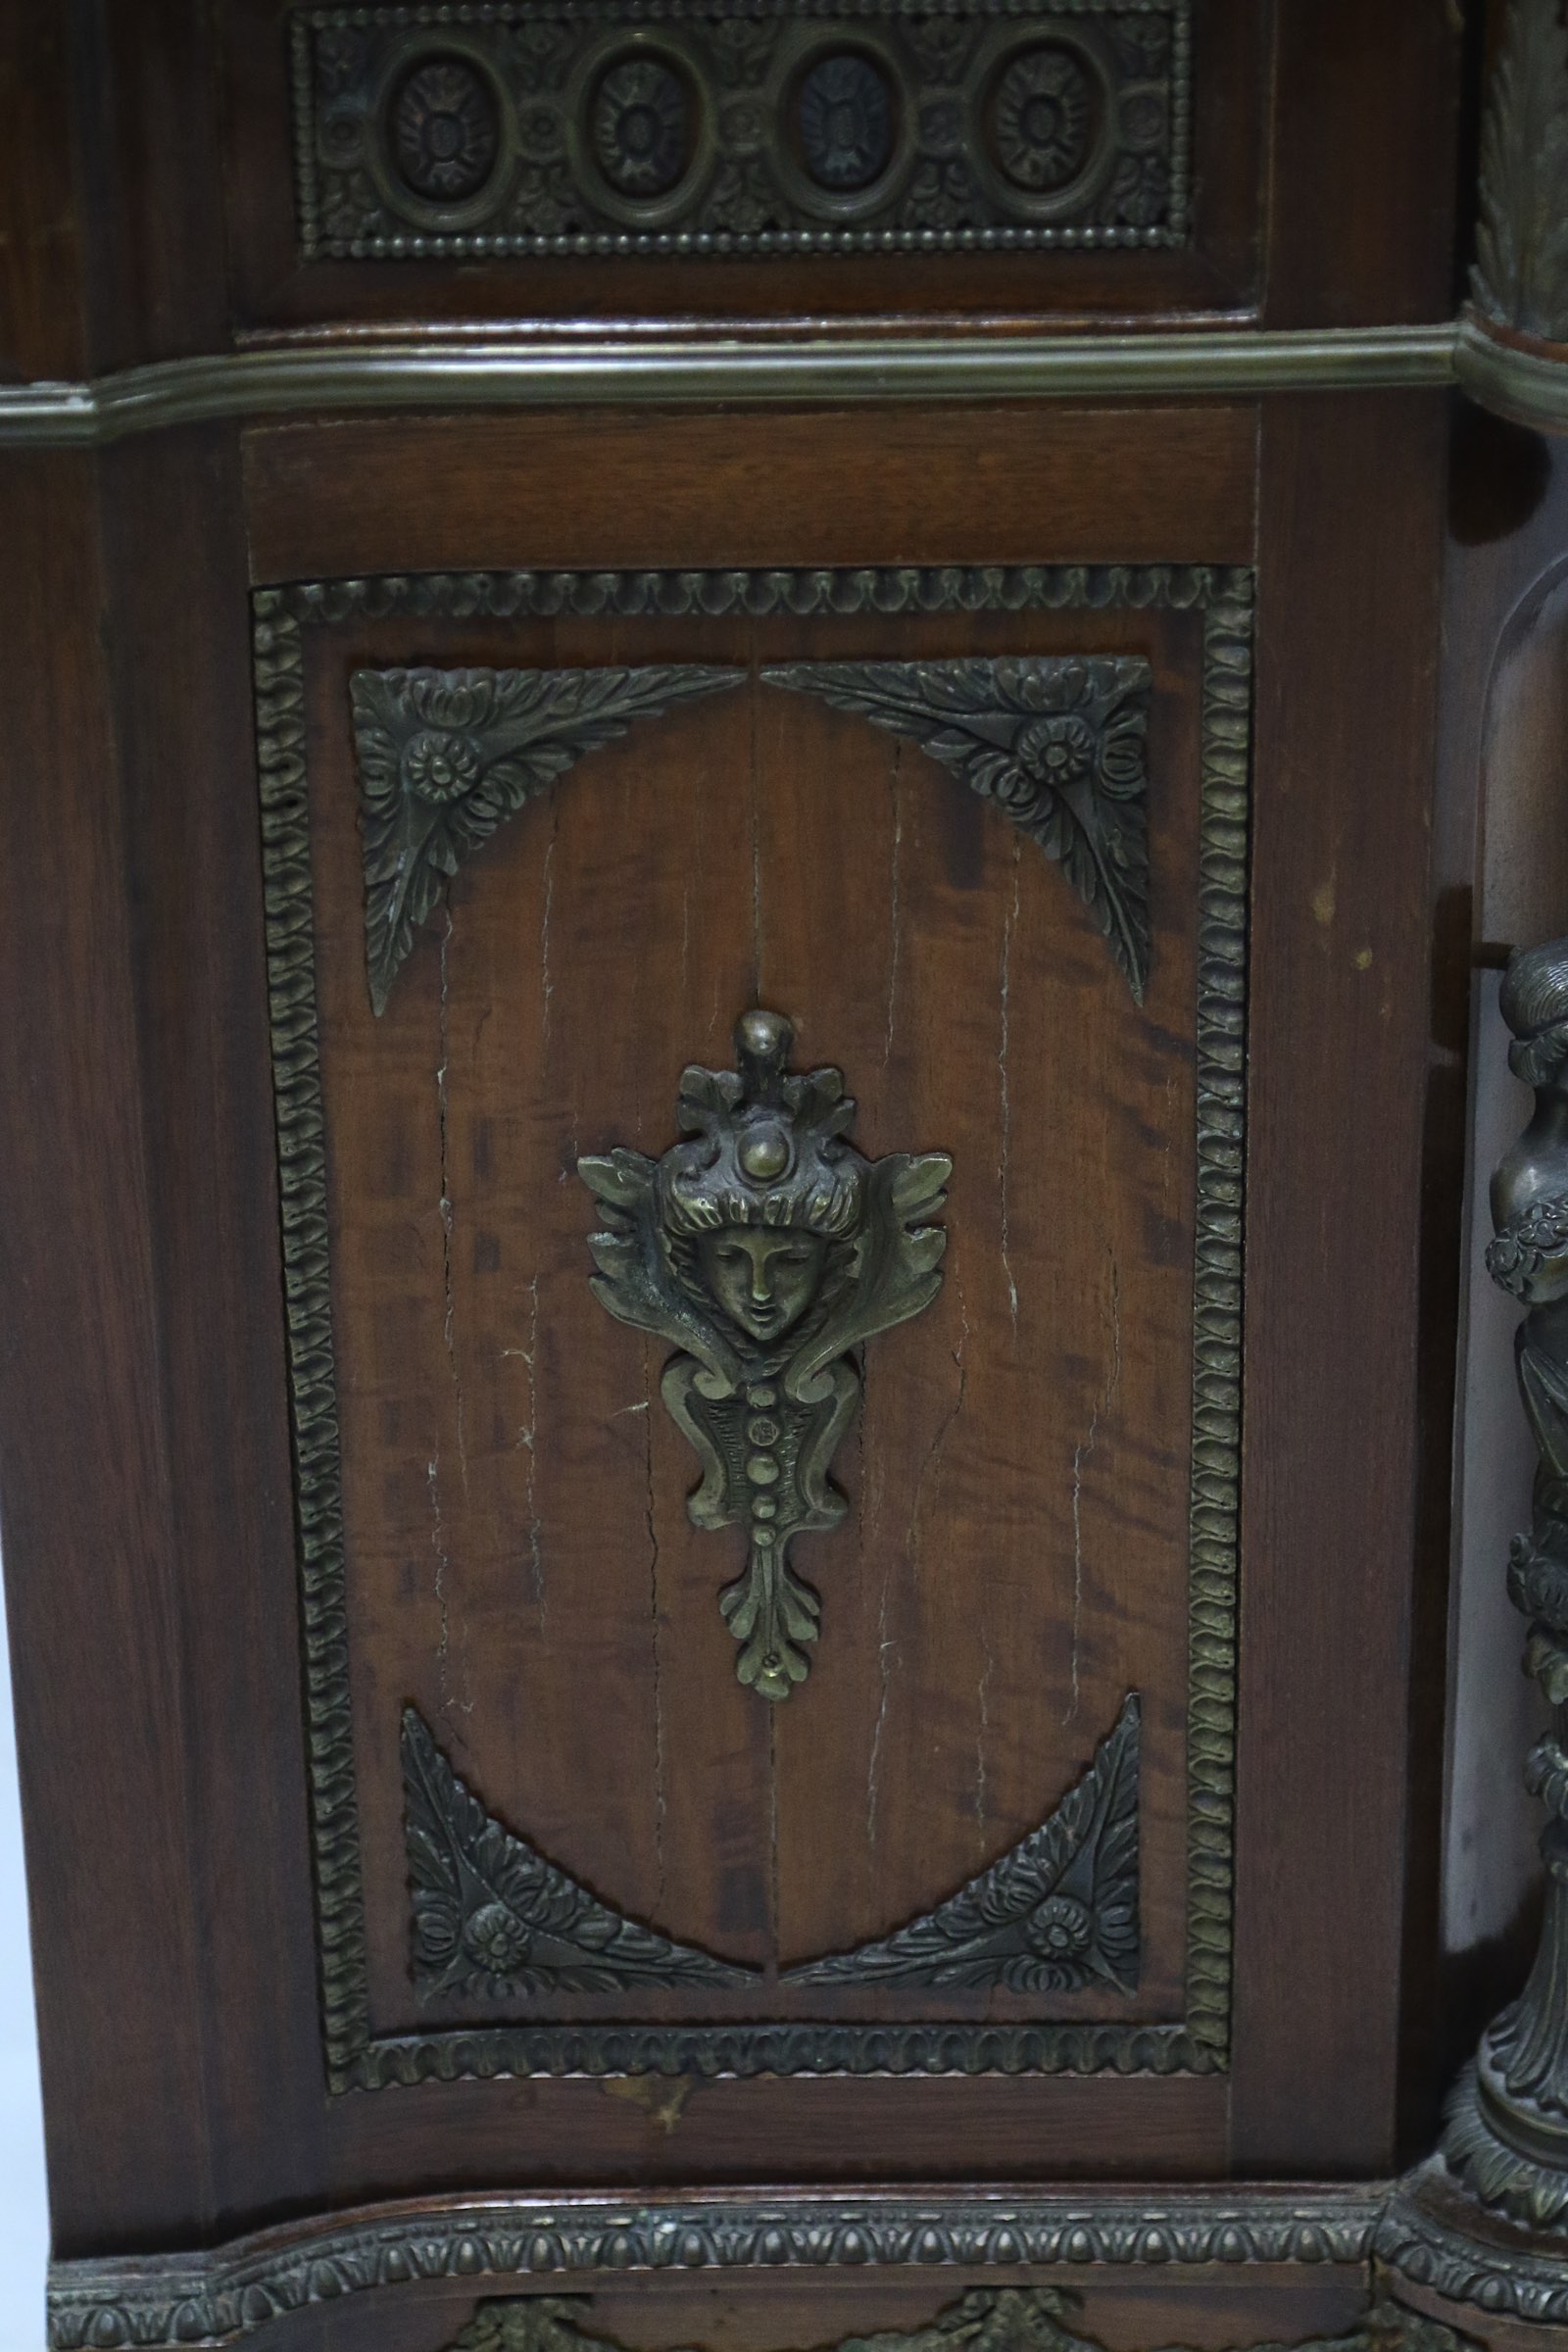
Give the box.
[578,1009,951,1700]
[404,1692,1139,2001]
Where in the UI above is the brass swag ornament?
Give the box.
[578,1010,951,1699]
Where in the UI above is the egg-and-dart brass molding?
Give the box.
[253,562,1247,2095]
[0,321,1498,447]
[46,2183,1391,2350]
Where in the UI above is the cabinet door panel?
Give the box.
[257,555,1245,2164]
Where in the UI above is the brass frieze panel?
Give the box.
[290,0,1191,259]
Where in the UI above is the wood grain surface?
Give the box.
[300,600,1202,2034]
[1231,390,1452,2173]
[242,407,1259,588]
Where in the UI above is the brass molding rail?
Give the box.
[0,321,1476,445]
[51,2170,1568,2346]
[46,2182,1389,2350]
[2,317,1562,442]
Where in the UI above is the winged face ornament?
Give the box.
[578,1009,952,1700]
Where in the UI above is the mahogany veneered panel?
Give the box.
[242,406,1258,587]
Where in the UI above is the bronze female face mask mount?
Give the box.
[578,1010,951,1699]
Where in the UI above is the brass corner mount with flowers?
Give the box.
[578,1008,951,1699]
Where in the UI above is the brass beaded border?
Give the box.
[251,561,1250,2092]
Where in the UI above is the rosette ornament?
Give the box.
[351,664,743,1014]
[761,657,1151,1000]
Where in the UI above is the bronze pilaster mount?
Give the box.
[579,1008,950,1699]
[1437,939,1568,2226]
[1382,938,1568,2327]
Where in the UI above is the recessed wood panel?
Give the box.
[257,558,1244,2141]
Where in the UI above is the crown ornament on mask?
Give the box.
[658,1009,866,1243]
[579,1010,951,1700]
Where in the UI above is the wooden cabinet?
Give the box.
[9,6,1568,2350]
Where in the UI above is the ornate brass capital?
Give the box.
[579,1010,950,1699]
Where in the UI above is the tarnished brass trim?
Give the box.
[1438,936,1568,2232]
[1377,2161,1568,2329]
[47,2184,1387,2351]
[0,323,1458,445]
[290,0,1191,259]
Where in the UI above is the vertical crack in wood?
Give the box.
[867,1417,892,1862]
[1067,1248,1122,1730]
[767,1701,782,1978]
[885,747,904,1072]
[539,817,556,1055]
[975,1574,994,1856]
[435,905,469,1498]
[516,1274,544,1627]
[999,837,1021,1338]
[427,1449,455,1724]
[645,1332,667,1910]
[431,902,471,1724]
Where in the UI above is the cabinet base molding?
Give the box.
[54,2172,1568,2348]
[47,2184,1385,2349]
